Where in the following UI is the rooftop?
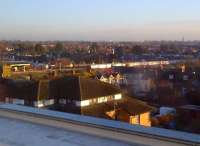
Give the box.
[50,76,121,100]
[0,104,199,146]
[178,104,200,111]
[0,117,135,146]
[1,76,121,101]
[82,97,154,118]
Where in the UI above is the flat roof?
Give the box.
[0,116,138,146]
[178,104,200,111]
[0,104,199,146]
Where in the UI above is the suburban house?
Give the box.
[0,78,10,102]
[95,74,107,83]
[95,72,123,85]
[49,76,123,114]
[0,76,154,127]
[1,79,54,107]
[50,76,154,127]
[82,97,153,127]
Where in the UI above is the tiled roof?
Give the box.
[81,97,154,118]
[7,79,38,99]
[50,76,121,100]
[1,76,121,102]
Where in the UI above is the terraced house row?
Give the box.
[0,76,153,127]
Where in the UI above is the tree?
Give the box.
[90,42,97,54]
[55,42,64,52]
[0,43,7,60]
[132,45,146,55]
[50,42,65,58]
[35,44,46,55]
[0,43,6,52]
[115,47,124,59]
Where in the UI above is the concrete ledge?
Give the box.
[0,104,199,146]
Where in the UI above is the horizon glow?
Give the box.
[0,0,200,41]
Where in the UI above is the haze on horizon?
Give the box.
[0,0,200,41]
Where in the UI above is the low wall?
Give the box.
[0,104,199,146]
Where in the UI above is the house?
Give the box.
[95,74,108,83]
[131,73,156,97]
[2,79,53,107]
[81,97,154,127]
[1,62,31,78]
[108,74,115,84]
[113,73,121,84]
[176,105,200,133]
[0,78,10,102]
[49,76,122,114]
[1,76,122,109]
[0,76,154,127]
[49,76,154,127]
[95,72,123,86]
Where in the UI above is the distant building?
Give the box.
[95,72,123,85]
[5,47,14,52]
[1,62,31,78]
[95,74,107,83]
[130,73,155,97]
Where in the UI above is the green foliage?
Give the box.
[55,42,64,51]
[89,42,97,54]
[14,43,47,56]
[34,44,46,55]
[49,42,66,58]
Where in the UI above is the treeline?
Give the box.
[13,42,67,57]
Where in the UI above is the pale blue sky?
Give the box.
[0,0,200,41]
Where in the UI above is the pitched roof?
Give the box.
[50,76,121,100]
[49,76,81,100]
[2,76,121,102]
[117,97,155,115]
[5,79,38,100]
[81,97,155,119]
[0,79,10,98]
[79,76,121,100]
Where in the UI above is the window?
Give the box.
[114,94,122,100]
[80,100,90,107]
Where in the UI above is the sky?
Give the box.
[0,0,200,41]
